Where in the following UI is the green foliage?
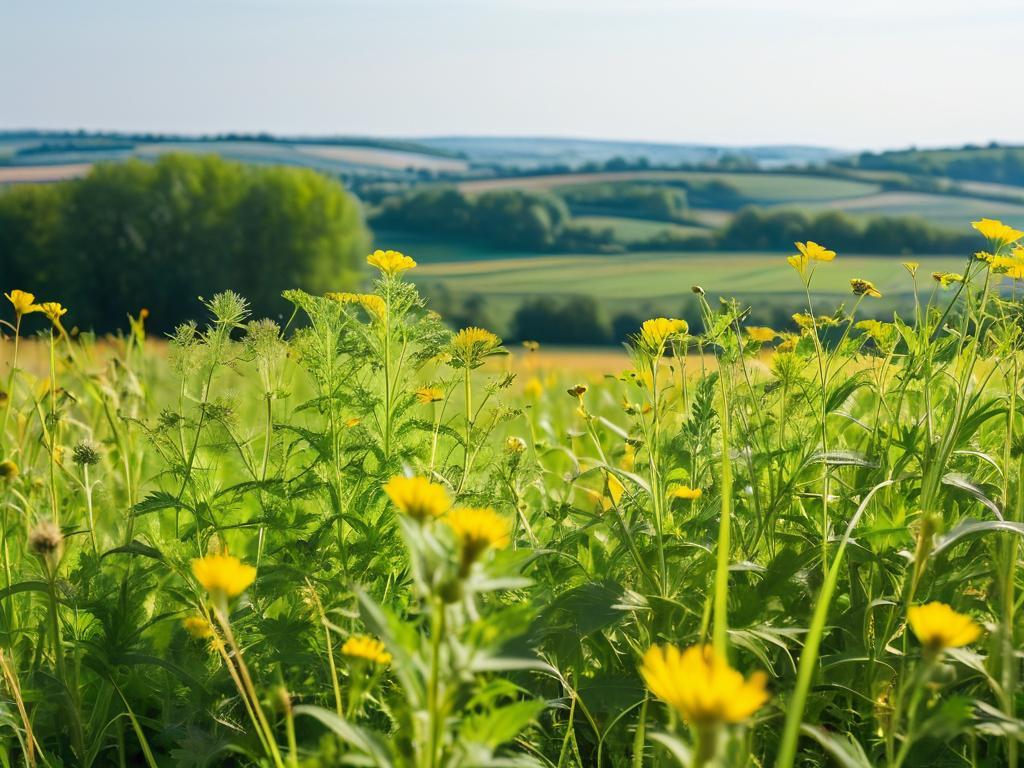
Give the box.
[4,231,1024,766]
[0,153,370,332]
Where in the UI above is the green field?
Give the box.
[458,169,882,203]
[572,214,710,241]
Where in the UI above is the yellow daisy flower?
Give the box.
[972,218,1024,249]
[746,327,778,343]
[671,486,702,500]
[383,475,451,521]
[415,386,444,404]
[850,278,882,298]
[637,317,688,353]
[641,644,769,725]
[367,249,416,276]
[908,602,981,652]
[341,635,392,665]
[4,290,41,318]
[191,554,257,599]
[445,507,511,563]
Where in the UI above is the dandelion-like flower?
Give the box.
[191,554,257,599]
[367,249,416,276]
[383,475,451,521]
[850,278,882,298]
[524,377,544,399]
[746,327,778,343]
[341,635,392,665]
[902,261,919,277]
[640,644,769,725]
[972,218,1024,250]
[416,386,444,404]
[449,327,503,369]
[29,520,64,563]
[908,602,981,653]
[637,318,688,353]
[445,507,511,565]
[4,290,40,319]
[932,271,963,288]
[671,486,702,500]
[183,615,215,639]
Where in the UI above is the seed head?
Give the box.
[72,440,102,467]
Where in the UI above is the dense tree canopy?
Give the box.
[1,154,369,332]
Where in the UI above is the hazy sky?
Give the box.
[3,0,1022,151]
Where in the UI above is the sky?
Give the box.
[2,0,1023,151]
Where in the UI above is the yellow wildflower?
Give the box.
[902,262,919,277]
[972,218,1024,249]
[607,473,625,506]
[521,340,540,352]
[383,475,450,521]
[37,302,68,336]
[788,241,836,273]
[640,644,769,725]
[341,635,392,665]
[908,602,981,652]
[974,251,996,264]
[524,377,544,399]
[449,327,503,369]
[671,486,702,500]
[416,386,444,404]
[0,460,17,480]
[637,317,688,353]
[746,327,778,343]
[850,278,882,298]
[367,249,416,276]
[932,272,963,288]
[191,554,257,599]
[344,417,361,428]
[4,290,40,318]
[183,615,215,639]
[445,507,511,562]
[326,292,386,322]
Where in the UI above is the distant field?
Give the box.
[572,215,710,241]
[412,248,967,299]
[782,191,1024,230]
[0,163,91,184]
[294,144,469,172]
[457,170,881,203]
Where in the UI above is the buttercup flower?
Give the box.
[637,318,688,353]
[367,249,416,276]
[383,475,450,521]
[972,218,1024,250]
[341,635,392,665]
[908,602,981,652]
[850,278,882,298]
[37,302,69,336]
[4,290,40,318]
[932,272,963,288]
[326,292,386,321]
[788,241,836,273]
[191,554,257,599]
[641,644,769,725]
[902,261,919,277]
[445,507,511,564]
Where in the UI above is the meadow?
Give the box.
[3,221,1024,766]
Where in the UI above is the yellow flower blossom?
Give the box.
[4,290,41,318]
[932,271,963,288]
[341,635,392,665]
[367,249,416,276]
[445,507,511,562]
[191,554,257,599]
[902,262,919,277]
[788,241,836,273]
[671,486,702,500]
[908,602,981,652]
[640,644,769,725]
[746,327,778,343]
[607,473,625,506]
[183,615,215,639]
[383,475,450,521]
[449,327,503,369]
[326,292,386,321]
[0,459,18,480]
[637,317,688,353]
[521,340,540,352]
[415,386,444,404]
[850,278,882,298]
[524,377,544,399]
[972,218,1024,249]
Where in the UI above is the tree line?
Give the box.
[1,154,369,333]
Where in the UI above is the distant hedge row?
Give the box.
[1,154,369,333]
